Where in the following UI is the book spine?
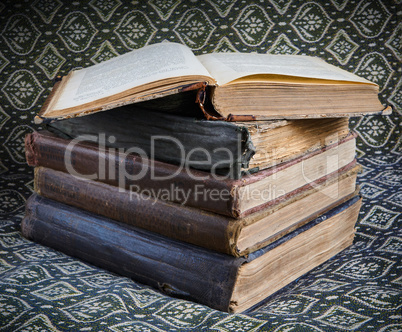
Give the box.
[34,166,239,255]
[25,131,240,217]
[22,194,243,312]
[46,109,256,179]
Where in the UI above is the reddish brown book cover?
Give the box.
[25,131,357,219]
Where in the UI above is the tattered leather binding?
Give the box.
[34,42,390,125]
[22,193,362,313]
[37,108,352,179]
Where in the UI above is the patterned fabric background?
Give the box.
[0,0,401,330]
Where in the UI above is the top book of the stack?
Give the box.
[35,42,390,124]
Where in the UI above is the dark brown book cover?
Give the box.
[33,164,360,256]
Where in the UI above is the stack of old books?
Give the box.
[22,42,389,313]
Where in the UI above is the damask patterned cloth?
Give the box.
[0,0,401,331]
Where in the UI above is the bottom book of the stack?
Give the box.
[22,193,362,313]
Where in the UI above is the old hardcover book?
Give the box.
[22,194,362,313]
[45,107,350,177]
[25,131,357,218]
[34,42,388,124]
[33,164,360,256]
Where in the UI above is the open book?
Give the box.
[35,42,389,124]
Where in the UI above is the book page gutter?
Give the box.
[53,43,212,111]
[197,53,375,86]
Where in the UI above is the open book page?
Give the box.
[52,42,213,111]
[197,53,376,86]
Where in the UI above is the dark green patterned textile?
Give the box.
[0,0,400,330]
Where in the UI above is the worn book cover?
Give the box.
[22,194,362,313]
[45,107,350,177]
[25,131,357,217]
[33,164,360,256]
